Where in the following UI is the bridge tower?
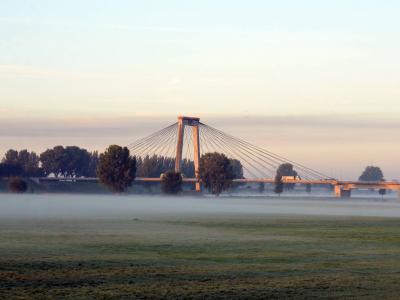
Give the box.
[175,116,201,192]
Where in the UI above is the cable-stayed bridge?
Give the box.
[125,116,400,198]
[38,115,400,197]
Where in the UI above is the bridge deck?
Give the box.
[34,177,400,190]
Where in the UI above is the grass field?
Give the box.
[1,213,400,299]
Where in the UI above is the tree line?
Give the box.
[0,147,195,179]
[0,145,388,195]
[0,147,99,178]
[136,155,194,178]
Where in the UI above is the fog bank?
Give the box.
[1,194,400,219]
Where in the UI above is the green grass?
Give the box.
[1,216,400,299]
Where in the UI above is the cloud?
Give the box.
[1,113,399,140]
[204,114,400,129]
[0,115,173,138]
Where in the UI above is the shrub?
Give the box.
[9,177,28,193]
[161,171,182,194]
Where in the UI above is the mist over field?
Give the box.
[2,194,400,299]
[1,194,400,219]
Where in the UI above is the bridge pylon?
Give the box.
[175,116,201,192]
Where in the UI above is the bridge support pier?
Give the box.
[334,185,351,198]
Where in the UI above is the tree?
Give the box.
[97,145,137,192]
[40,146,66,177]
[228,158,244,179]
[17,150,42,176]
[3,149,19,164]
[2,149,42,177]
[225,158,244,192]
[63,146,91,177]
[359,166,384,182]
[276,163,298,178]
[274,175,283,196]
[136,155,194,178]
[379,188,386,199]
[87,151,100,177]
[8,177,27,193]
[181,158,195,178]
[0,163,23,178]
[198,152,237,195]
[137,155,170,178]
[161,171,182,194]
[275,163,298,191]
[40,146,91,177]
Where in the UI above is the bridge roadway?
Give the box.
[35,177,400,198]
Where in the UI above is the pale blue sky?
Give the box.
[1,1,399,179]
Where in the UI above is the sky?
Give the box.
[1,0,399,180]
